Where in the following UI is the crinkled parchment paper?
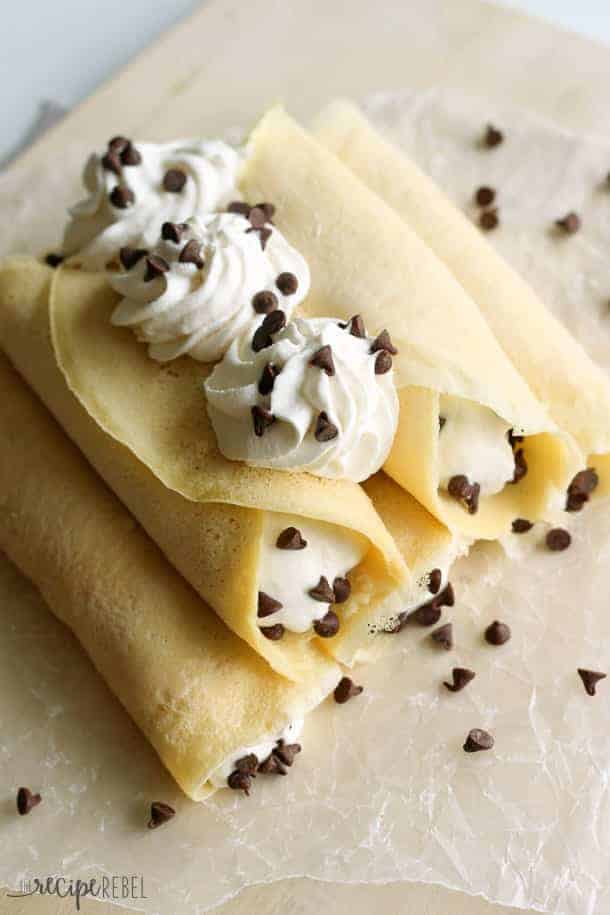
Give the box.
[2,90,610,915]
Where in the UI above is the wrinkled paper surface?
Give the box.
[2,90,610,915]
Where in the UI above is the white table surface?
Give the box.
[1,0,609,167]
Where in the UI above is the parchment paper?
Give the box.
[2,90,610,915]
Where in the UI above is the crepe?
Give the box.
[0,351,340,800]
[313,99,610,497]
[0,257,427,674]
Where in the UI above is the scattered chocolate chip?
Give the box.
[234,753,259,775]
[566,468,599,512]
[314,411,338,442]
[260,624,285,641]
[179,239,204,268]
[44,253,64,268]
[444,668,476,692]
[578,668,607,696]
[370,329,398,355]
[163,169,187,192]
[555,212,581,234]
[333,576,351,603]
[147,801,175,828]
[121,142,141,166]
[431,622,453,650]
[273,741,301,766]
[227,771,251,794]
[475,186,496,207]
[410,602,442,627]
[252,326,273,353]
[258,753,286,775]
[17,787,41,816]
[546,528,571,552]
[248,206,268,229]
[374,350,393,374]
[144,254,170,282]
[313,609,340,637]
[463,728,494,752]
[479,208,499,231]
[161,221,188,243]
[119,246,148,270]
[310,345,336,376]
[484,124,504,148]
[252,290,278,314]
[276,526,307,550]
[101,150,122,175]
[228,200,251,217]
[309,575,335,603]
[258,362,280,396]
[258,591,283,618]
[437,582,455,608]
[439,416,446,431]
[447,475,480,514]
[109,185,135,209]
[334,676,363,704]
[485,620,511,646]
[428,568,442,595]
[252,405,275,437]
[276,272,298,295]
[108,136,129,153]
[511,448,528,484]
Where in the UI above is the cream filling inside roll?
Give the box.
[207,719,303,788]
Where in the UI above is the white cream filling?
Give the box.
[207,719,304,788]
[438,395,516,497]
[257,513,368,632]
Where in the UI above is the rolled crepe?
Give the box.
[0,257,413,676]
[239,108,580,538]
[313,100,610,497]
[0,352,340,800]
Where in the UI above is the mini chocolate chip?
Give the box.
[348,314,366,338]
[17,787,41,816]
[431,622,453,650]
[121,142,141,166]
[227,771,251,794]
[258,754,286,775]
[276,527,307,550]
[578,668,607,696]
[447,475,480,514]
[273,741,301,766]
[252,290,278,314]
[147,801,175,829]
[45,253,64,268]
[410,602,442,627]
[485,620,511,645]
[475,186,496,207]
[228,200,251,217]
[479,208,499,231]
[334,676,363,704]
[276,272,298,295]
[161,221,187,243]
[258,227,272,250]
[512,518,533,534]
[484,124,504,148]
[179,239,204,268]
[370,329,398,355]
[252,327,272,352]
[508,428,524,447]
[257,202,276,221]
[444,668,476,692]
[313,609,340,637]
[109,185,135,209]
[314,411,338,442]
[163,169,187,192]
[463,728,494,752]
[262,309,286,336]
[252,405,275,437]
[428,568,442,595]
[310,345,336,376]
[555,212,581,234]
[119,246,148,270]
[309,575,335,603]
[248,206,268,228]
[234,753,259,775]
[144,254,170,282]
[566,468,599,512]
[439,416,446,431]
[258,363,280,396]
[101,150,122,175]
[546,528,571,551]
[511,448,528,484]
[333,576,351,603]
[374,350,393,374]
[258,591,283,618]
[108,136,129,153]
[260,623,285,641]
[437,582,455,608]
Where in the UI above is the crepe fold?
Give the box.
[0,257,417,675]
[239,108,579,538]
[312,100,610,496]
[0,351,340,800]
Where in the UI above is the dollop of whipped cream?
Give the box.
[438,395,516,497]
[207,719,303,789]
[205,315,399,481]
[62,136,245,270]
[108,212,310,363]
[256,512,367,636]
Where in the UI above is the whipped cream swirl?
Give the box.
[62,137,245,270]
[205,316,399,482]
[108,212,310,363]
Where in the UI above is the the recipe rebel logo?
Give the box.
[7,874,147,910]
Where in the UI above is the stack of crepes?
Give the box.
[1,104,604,802]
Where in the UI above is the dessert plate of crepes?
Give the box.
[2,96,609,828]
